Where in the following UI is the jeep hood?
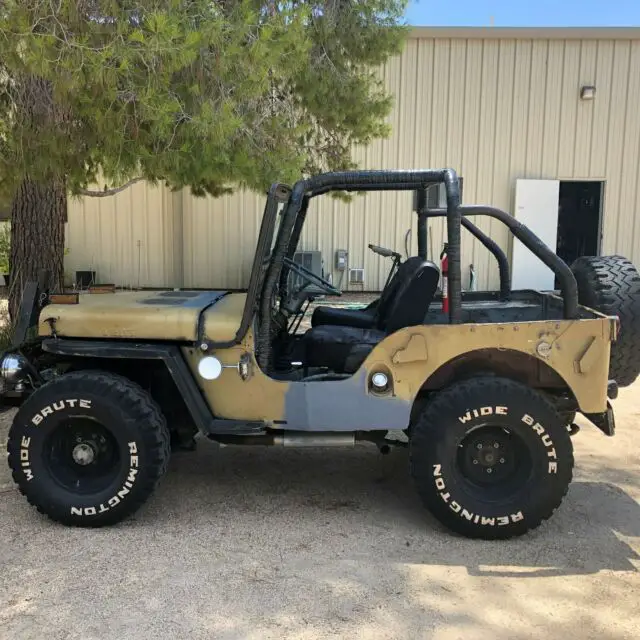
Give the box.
[39,290,247,342]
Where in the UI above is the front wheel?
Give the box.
[7,371,170,527]
[410,377,574,539]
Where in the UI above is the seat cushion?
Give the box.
[311,305,377,329]
[305,325,385,374]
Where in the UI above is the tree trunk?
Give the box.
[9,179,66,321]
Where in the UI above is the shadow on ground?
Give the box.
[154,442,640,575]
[2,433,640,639]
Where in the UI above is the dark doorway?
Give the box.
[556,181,603,266]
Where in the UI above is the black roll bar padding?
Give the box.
[418,212,511,301]
[292,169,463,323]
[415,187,428,260]
[431,205,579,319]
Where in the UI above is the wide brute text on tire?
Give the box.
[410,377,574,540]
[6,371,170,527]
[571,255,640,387]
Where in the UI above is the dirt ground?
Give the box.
[1,383,640,639]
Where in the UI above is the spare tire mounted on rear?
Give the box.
[571,255,640,387]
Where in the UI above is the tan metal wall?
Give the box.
[67,28,640,292]
[66,181,178,288]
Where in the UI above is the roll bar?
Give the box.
[417,211,511,301]
[252,170,579,369]
[283,169,463,323]
[430,205,579,319]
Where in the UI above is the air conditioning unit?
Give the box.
[349,268,365,285]
[290,250,323,290]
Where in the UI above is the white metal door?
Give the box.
[511,179,560,291]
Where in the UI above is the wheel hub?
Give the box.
[72,442,96,466]
[459,428,519,486]
[473,442,505,471]
[45,418,120,494]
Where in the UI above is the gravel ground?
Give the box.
[1,384,640,639]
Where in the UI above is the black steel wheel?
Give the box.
[7,371,170,527]
[44,418,121,494]
[456,425,532,496]
[410,377,574,539]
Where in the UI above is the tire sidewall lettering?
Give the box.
[11,391,147,515]
[435,404,563,526]
[432,462,524,527]
[458,406,560,475]
[70,440,140,516]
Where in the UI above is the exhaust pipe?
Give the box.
[211,431,355,447]
[273,433,355,447]
[211,431,402,450]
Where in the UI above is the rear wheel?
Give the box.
[7,371,170,527]
[410,377,573,539]
[571,255,640,387]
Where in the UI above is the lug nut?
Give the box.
[493,442,500,448]
[486,468,493,474]
[500,458,505,464]
[476,443,483,449]
[473,459,479,465]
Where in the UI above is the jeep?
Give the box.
[3,168,639,539]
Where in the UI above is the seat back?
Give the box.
[374,256,426,328]
[380,261,440,333]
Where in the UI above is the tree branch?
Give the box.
[77,177,144,197]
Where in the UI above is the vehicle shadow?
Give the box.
[155,439,640,578]
[2,437,639,639]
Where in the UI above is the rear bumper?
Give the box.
[584,400,616,436]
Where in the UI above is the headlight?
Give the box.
[1,353,28,383]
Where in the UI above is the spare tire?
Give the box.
[571,255,640,387]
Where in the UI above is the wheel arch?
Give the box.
[411,347,577,423]
[420,347,570,390]
[40,339,210,438]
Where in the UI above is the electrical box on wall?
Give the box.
[335,249,348,271]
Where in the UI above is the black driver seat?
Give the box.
[304,260,440,374]
[311,256,427,329]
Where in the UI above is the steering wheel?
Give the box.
[283,257,341,296]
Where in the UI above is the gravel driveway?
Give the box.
[1,384,640,640]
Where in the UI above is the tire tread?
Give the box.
[410,377,574,540]
[7,370,170,527]
[571,255,640,387]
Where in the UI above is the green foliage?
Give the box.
[0,222,10,274]
[0,1,409,198]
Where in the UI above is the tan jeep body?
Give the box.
[38,289,616,430]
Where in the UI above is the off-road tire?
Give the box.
[410,377,573,540]
[571,255,640,387]
[7,371,170,527]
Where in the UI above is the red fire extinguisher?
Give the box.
[440,243,449,314]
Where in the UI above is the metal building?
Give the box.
[66,26,640,292]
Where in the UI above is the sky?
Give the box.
[406,0,640,27]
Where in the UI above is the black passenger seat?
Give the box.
[311,256,427,330]
[304,260,440,374]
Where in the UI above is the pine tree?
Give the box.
[0,1,408,317]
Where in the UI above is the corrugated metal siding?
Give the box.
[67,32,640,292]
[66,181,176,288]
[181,189,267,289]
